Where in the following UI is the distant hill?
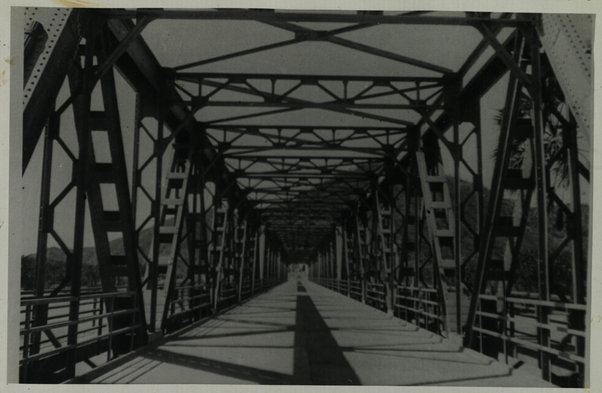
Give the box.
[21,226,154,290]
[21,212,215,291]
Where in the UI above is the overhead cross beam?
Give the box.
[174,73,445,126]
[100,9,530,27]
[260,19,452,74]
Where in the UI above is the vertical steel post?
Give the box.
[322,244,326,280]
[474,107,485,252]
[402,170,412,288]
[319,251,324,279]
[330,239,336,280]
[375,191,392,313]
[212,198,228,310]
[198,174,210,292]
[251,226,258,294]
[327,245,330,280]
[342,224,351,295]
[414,179,421,290]
[149,87,165,333]
[237,216,248,302]
[258,225,266,282]
[451,80,463,334]
[266,245,272,282]
[354,206,366,303]
[527,26,551,382]
[130,93,141,229]
[278,251,282,281]
[189,171,198,295]
[565,113,587,383]
[275,249,278,280]
[31,113,58,355]
[565,115,586,305]
[66,35,95,377]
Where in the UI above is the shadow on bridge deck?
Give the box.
[73,280,553,386]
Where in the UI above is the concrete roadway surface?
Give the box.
[77,280,553,386]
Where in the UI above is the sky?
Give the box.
[19,10,589,255]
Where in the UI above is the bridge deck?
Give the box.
[81,280,552,386]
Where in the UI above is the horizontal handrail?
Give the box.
[396,285,438,294]
[472,326,585,363]
[478,294,586,311]
[21,307,138,335]
[20,291,140,382]
[21,291,136,306]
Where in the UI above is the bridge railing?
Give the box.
[253,277,282,293]
[20,291,139,382]
[314,278,362,301]
[162,277,285,332]
[337,279,349,296]
[312,278,446,333]
[311,277,586,384]
[240,278,252,299]
[317,278,334,291]
[349,280,362,301]
[165,285,212,328]
[394,285,444,334]
[219,284,238,308]
[365,282,387,311]
[310,278,388,311]
[473,294,586,382]
[253,278,262,293]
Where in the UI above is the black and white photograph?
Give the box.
[2,3,599,389]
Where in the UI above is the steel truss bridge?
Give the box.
[19,8,591,386]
